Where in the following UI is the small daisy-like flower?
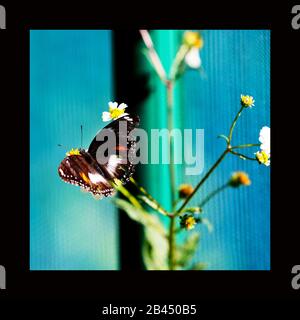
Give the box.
[180,214,200,230]
[255,126,270,166]
[102,101,128,122]
[240,95,255,108]
[229,171,251,187]
[178,184,194,199]
[183,31,204,49]
[185,47,202,69]
[259,126,270,155]
[183,31,203,69]
[66,148,80,156]
[255,150,270,166]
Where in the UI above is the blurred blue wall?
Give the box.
[183,30,270,270]
[30,30,119,270]
[141,30,270,270]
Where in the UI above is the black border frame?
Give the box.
[0,2,299,304]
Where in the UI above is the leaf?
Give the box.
[113,198,166,235]
[114,198,168,270]
[176,232,200,268]
[142,222,169,270]
[190,262,207,270]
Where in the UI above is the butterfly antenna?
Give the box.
[80,125,83,149]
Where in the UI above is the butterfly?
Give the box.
[58,114,140,199]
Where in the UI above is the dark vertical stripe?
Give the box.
[113,30,149,270]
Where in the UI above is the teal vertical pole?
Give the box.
[138,30,183,212]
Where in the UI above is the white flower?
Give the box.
[255,126,270,166]
[259,126,270,155]
[185,47,202,69]
[102,101,128,122]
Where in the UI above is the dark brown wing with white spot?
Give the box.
[87,115,140,184]
[58,150,115,197]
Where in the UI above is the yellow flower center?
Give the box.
[66,148,80,156]
[109,106,125,119]
[256,151,269,165]
[241,95,255,108]
[185,216,197,230]
[183,31,203,49]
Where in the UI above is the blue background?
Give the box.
[30,30,119,270]
[182,30,270,269]
[141,30,270,270]
[30,30,270,270]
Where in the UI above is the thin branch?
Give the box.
[199,183,229,208]
[115,183,143,209]
[167,81,177,209]
[129,177,170,216]
[169,44,189,81]
[231,143,260,149]
[175,149,230,216]
[230,150,257,161]
[228,105,244,144]
[139,30,168,83]
[169,216,176,270]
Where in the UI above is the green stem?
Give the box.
[167,80,176,209]
[115,184,143,209]
[228,105,244,144]
[231,143,260,149]
[175,149,230,216]
[129,177,170,216]
[170,44,189,81]
[168,216,176,270]
[230,150,257,161]
[199,183,229,208]
[166,80,178,270]
[139,30,167,83]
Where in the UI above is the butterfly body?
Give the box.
[58,115,139,198]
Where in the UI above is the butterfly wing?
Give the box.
[58,150,115,197]
[87,115,140,183]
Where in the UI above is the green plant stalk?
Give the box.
[230,149,257,161]
[167,80,176,209]
[169,44,189,81]
[140,30,178,270]
[199,183,229,208]
[168,215,176,270]
[175,149,230,216]
[130,177,170,216]
[228,105,244,144]
[166,80,178,270]
[114,183,143,209]
[231,143,261,149]
[139,30,167,83]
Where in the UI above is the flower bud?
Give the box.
[229,171,251,187]
[178,184,194,199]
